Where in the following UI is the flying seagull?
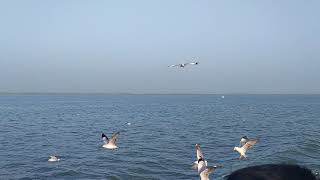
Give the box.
[198,159,217,180]
[102,131,120,149]
[192,144,208,170]
[168,62,199,68]
[192,144,217,180]
[48,155,60,162]
[234,136,258,159]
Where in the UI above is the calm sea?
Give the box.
[0,94,319,179]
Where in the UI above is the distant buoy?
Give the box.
[221,96,225,99]
[127,122,131,126]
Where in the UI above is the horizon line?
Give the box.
[0,92,319,95]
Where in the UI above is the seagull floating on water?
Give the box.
[102,131,120,149]
[48,155,60,162]
[234,136,258,159]
[192,144,217,180]
[168,62,199,68]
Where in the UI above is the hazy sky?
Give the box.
[0,0,319,94]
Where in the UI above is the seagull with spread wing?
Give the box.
[168,62,199,68]
[192,144,208,170]
[234,136,258,159]
[192,144,217,180]
[102,131,120,149]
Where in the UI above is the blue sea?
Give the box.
[0,94,319,179]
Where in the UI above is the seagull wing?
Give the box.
[195,144,204,160]
[191,161,198,170]
[102,133,109,142]
[109,131,120,145]
[168,64,179,67]
[203,166,216,176]
[187,62,199,65]
[242,139,258,152]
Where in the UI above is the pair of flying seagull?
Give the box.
[190,137,258,179]
[48,131,121,162]
[100,133,258,160]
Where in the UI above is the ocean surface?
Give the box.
[0,94,319,179]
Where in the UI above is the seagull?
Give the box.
[198,159,217,180]
[192,144,217,180]
[102,131,120,149]
[192,144,208,170]
[48,155,60,162]
[168,62,199,68]
[234,136,258,159]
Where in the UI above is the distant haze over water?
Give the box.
[0,1,320,94]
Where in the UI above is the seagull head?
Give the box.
[242,136,248,139]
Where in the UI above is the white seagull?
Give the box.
[192,144,208,170]
[234,136,258,159]
[48,155,60,162]
[168,62,199,68]
[102,131,120,149]
[198,159,217,180]
[192,144,217,180]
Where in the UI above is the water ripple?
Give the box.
[0,95,319,179]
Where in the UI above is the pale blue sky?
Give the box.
[0,0,319,94]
